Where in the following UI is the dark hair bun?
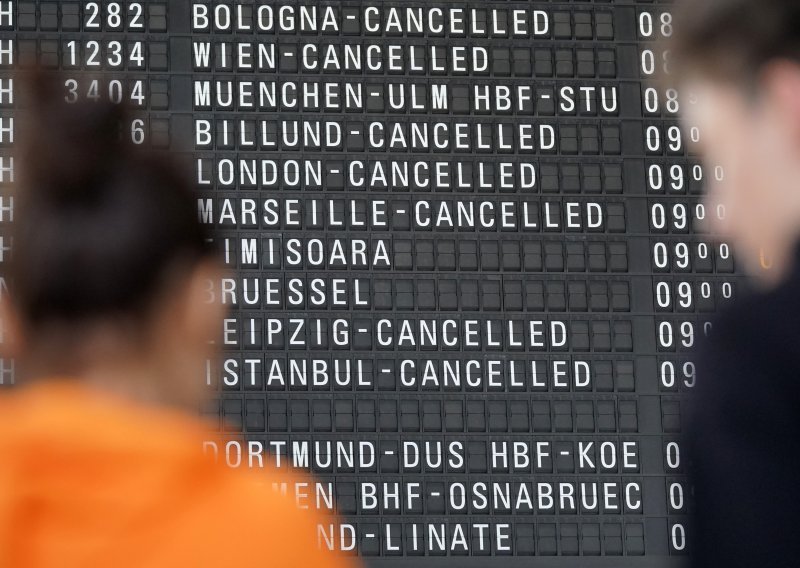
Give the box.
[10,70,215,329]
[21,71,128,206]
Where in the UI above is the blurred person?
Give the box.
[668,0,800,566]
[0,72,355,568]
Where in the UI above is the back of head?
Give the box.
[8,71,215,345]
[670,0,800,87]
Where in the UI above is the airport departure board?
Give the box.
[0,1,742,566]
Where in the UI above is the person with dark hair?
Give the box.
[0,72,355,567]
[667,1,800,566]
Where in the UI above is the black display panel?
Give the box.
[0,1,741,566]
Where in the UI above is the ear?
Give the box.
[172,259,228,349]
[0,296,25,359]
[760,59,800,141]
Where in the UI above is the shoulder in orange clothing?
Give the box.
[0,380,357,568]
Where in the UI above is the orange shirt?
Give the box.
[0,380,357,568]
